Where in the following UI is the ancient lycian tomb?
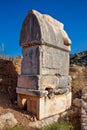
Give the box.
[16,10,72,120]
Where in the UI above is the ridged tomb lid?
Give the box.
[20,10,71,51]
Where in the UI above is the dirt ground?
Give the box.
[0,93,37,130]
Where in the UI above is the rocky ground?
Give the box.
[0,57,36,129]
[0,54,87,129]
[68,64,87,130]
[0,93,37,130]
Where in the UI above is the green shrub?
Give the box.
[44,120,74,130]
[74,54,80,59]
[11,126,24,130]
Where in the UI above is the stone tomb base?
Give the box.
[16,88,71,120]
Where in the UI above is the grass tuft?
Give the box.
[44,120,74,130]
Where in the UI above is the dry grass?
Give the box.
[69,65,87,98]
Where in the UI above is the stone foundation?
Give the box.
[17,87,71,119]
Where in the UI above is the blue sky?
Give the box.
[0,0,87,56]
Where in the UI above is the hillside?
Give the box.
[70,50,87,66]
[69,51,87,130]
[70,50,87,97]
[0,52,87,129]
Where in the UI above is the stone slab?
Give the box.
[58,75,71,88]
[18,75,59,90]
[29,114,60,129]
[41,45,69,75]
[21,46,40,75]
[17,75,39,89]
[17,91,71,120]
[38,92,71,119]
[20,10,71,52]
[22,45,69,75]
[17,75,71,90]
[29,111,68,129]
[16,87,48,97]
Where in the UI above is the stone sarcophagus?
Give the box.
[16,10,72,120]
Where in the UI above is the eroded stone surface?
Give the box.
[22,46,40,75]
[73,98,81,108]
[18,75,71,90]
[17,92,71,120]
[17,10,71,120]
[0,112,17,130]
[81,88,87,130]
[22,45,69,75]
[29,114,60,129]
[20,10,71,51]
[18,75,39,89]
[40,45,69,75]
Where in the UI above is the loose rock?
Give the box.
[0,112,18,129]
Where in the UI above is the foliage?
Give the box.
[11,126,24,130]
[70,51,87,66]
[44,120,74,130]
[74,54,80,60]
[15,55,22,59]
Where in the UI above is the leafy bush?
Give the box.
[44,120,74,130]
[11,126,24,130]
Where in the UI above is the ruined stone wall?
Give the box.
[69,65,87,130]
[81,88,87,130]
[0,57,22,102]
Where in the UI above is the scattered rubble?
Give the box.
[0,112,18,130]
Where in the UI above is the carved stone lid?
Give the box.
[20,10,71,51]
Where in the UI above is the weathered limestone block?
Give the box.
[0,112,18,130]
[17,10,72,120]
[20,10,71,51]
[58,76,71,88]
[22,46,40,75]
[18,75,71,90]
[16,90,71,120]
[81,88,87,130]
[38,92,71,119]
[39,75,59,90]
[16,88,48,97]
[22,45,69,75]
[18,75,39,89]
[29,115,60,129]
[40,45,69,75]
[18,75,59,90]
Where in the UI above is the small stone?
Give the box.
[73,98,81,108]
[82,115,87,118]
[82,123,87,127]
[82,119,87,124]
[81,108,87,115]
[82,100,87,107]
[0,112,18,130]
[82,95,87,102]
[82,125,87,130]
[29,114,59,129]
[82,88,87,94]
